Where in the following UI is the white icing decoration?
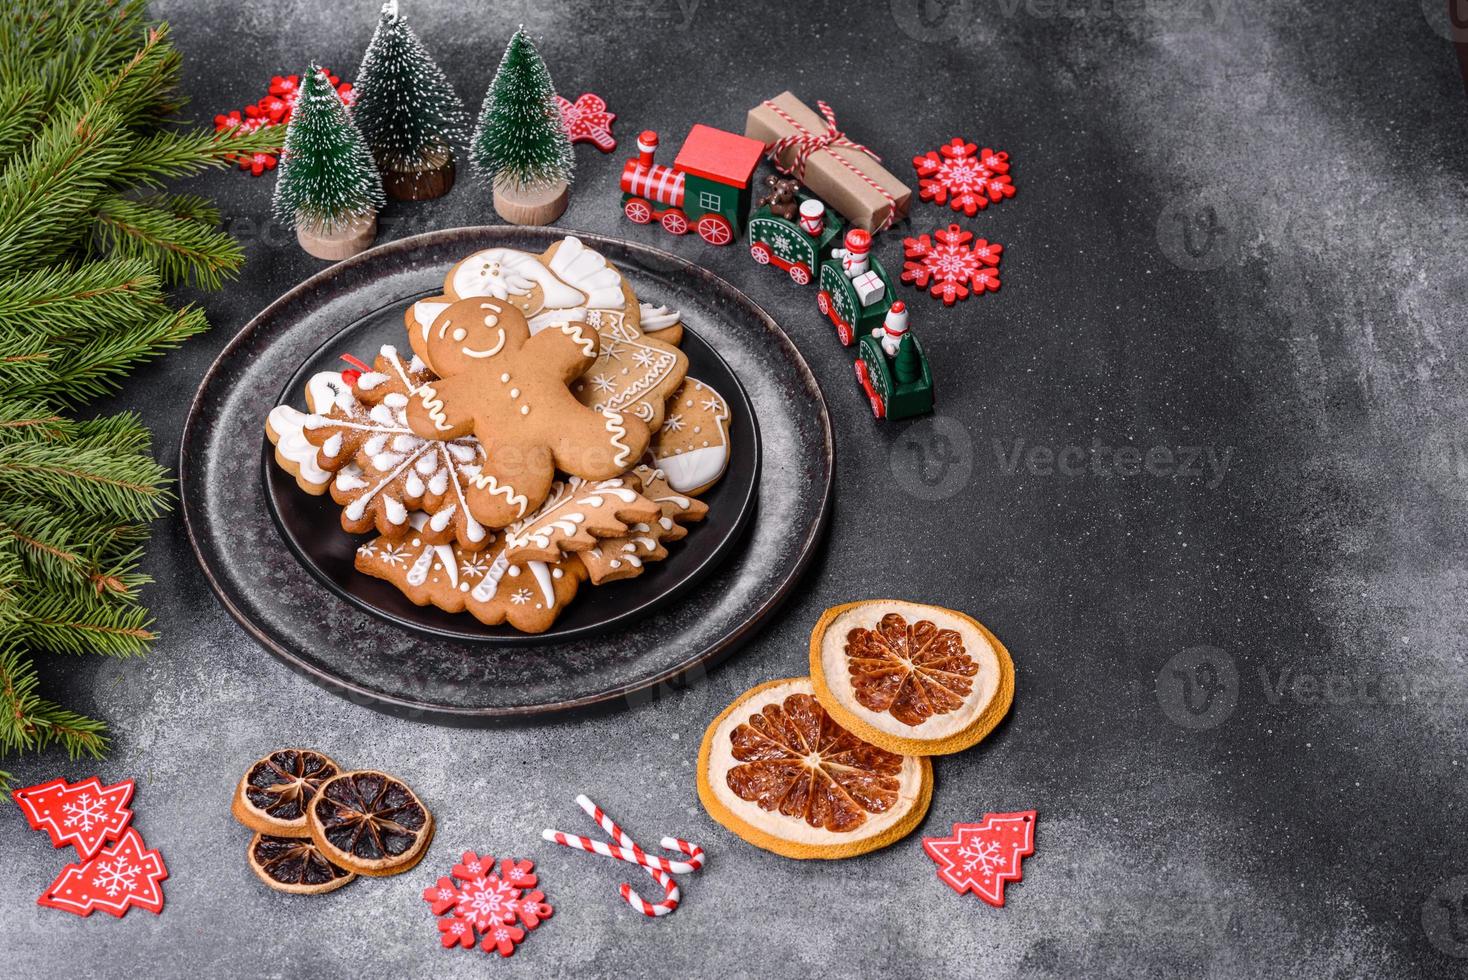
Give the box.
[411,300,451,345]
[357,371,389,390]
[638,302,681,333]
[267,406,331,489]
[546,237,626,311]
[452,248,587,309]
[417,384,453,431]
[655,445,729,492]
[558,321,597,359]
[529,562,555,607]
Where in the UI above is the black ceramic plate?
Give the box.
[181,227,833,722]
[263,314,760,643]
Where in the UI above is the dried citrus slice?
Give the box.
[247,832,356,895]
[697,677,932,860]
[809,600,1015,756]
[232,749,341,837]
[307,770,434,877]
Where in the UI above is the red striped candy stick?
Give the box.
[575,795,679,917]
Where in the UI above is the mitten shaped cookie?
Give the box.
[406,297,651,528]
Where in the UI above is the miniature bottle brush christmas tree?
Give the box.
[471,28,574,225]
[272,65,386,259]
[352,0,467,201]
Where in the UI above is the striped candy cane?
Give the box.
[542,795,705,918]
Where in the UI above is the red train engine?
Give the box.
[619,126,764,246]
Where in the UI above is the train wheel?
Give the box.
[836,321,853,347]
[697,213,734,246]
[662,210,689,235]
[750,243,772,265]
[789,263,811,285]
[854,361,885,419]
[817,291,832,316]
[624,199,652,224]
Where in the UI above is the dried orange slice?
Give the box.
[247,832,356,895]
[809,600,1015,756]
[307,770,434,877]
[232,749,341,837]
[697,677,932,859]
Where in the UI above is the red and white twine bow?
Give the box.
[542,795,705,917]
[761,98,896,232]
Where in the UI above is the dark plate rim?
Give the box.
[179,225,835,723]
[259,316,764,644]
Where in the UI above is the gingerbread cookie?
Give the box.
[409,237,640,371]
[406,297,650,528]
[570,309,687,430]
[638,302,684,347]
[577,519,669,585]
[355,513,584,633]
[265,371,362,494]
[651,378,733,495]
[500,475,662,563]
[573,466,706,585]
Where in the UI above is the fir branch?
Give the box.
[14,587,155,657]
[0,258,164,345]
[109,123,284,189]
[0,436,170,522]
[0,639,109,794]
[0,400,74,441]
[0,85,42,166]
[94,195,242,288]
[0,504,147,597]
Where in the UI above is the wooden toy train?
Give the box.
[618,124,934,420]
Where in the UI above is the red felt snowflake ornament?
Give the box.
[923,810,1036,907]
[423,851,552,958]
[913,138,1015,216]
[901,224,1003,305]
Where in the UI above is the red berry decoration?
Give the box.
[913,138,1015,216]
[901,224,1003,306]
[422,851,552,958]
[214,69,354,177]
[923,810,1036,907]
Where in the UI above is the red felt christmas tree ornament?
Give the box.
[923,810,1036,907]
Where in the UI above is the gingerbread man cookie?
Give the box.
[651,378,733,495]
[407,237,640,373]
[406,297,651,528]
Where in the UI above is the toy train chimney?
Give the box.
[637,130,659,170]
[799,199,825,236]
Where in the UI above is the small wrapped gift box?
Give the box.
[745,91,911,232]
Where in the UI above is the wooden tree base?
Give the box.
[382,155,456,201]
[297,213,377,261]
[493,179,569,226]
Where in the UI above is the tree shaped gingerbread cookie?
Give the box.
[407,297,650,527]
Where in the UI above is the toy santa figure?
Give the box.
[873,301,909,357]
[834,228,871,278]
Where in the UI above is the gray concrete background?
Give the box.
[4,0,1468,976]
